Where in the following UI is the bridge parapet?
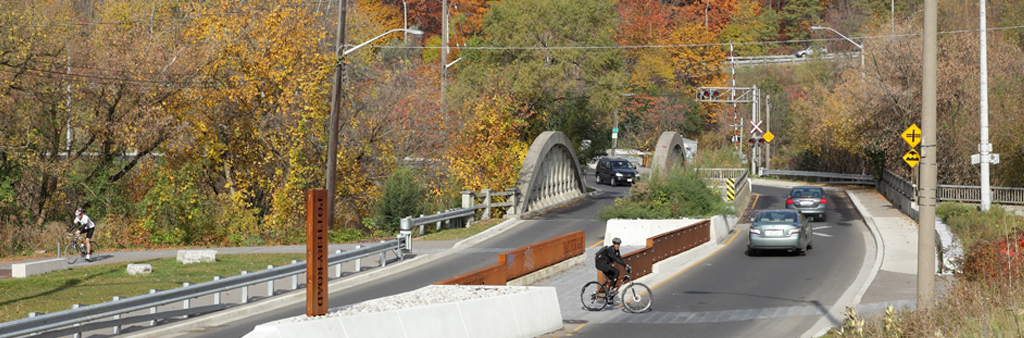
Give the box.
[516,131,586,214]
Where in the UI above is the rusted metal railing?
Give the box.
[599,220,711,284]
[436,231,586,285]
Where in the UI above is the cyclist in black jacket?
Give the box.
[595,237,631,296]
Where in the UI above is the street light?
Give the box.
[811,26,864,69]
[325,27,424,234]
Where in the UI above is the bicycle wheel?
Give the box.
[580,281,609,311]
[65,243,79,264]
[621,282,653,313]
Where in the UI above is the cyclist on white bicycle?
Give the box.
[595,237,631,297]
[72,208,95,262]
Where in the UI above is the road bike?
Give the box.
[580,272,653,313]
[64,233,96,264]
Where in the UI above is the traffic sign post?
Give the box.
[903,149,921,168]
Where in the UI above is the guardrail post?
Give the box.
[72,304,82,338]
[379,240,387,267]
[213,277,221,304]
[149,289,158,326]
[266,265,275,296]
[240,271,249,304]
[182,282,191,318]
[482,189,492,220]
[400,218,412,251]
[112,296,122,334]
[334,250,343,277]
[355,246,362,271]
[291,260,299,289]
[434,211,441,231]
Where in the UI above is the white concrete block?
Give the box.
[127,263,153,275]
[336,311,405,338]
[397,303,469,338]
[243,286,562,338]
[12,258,67,278]
[605,218,706,246]
[272,317,346,338]
[177,250,217,264]
[458,296,520,338]
[506,287,562,338]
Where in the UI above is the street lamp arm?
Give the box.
[338,28,424,56]
[811,26,862,50]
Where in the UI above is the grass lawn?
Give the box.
[0,253,304,323]
[414,218,506,241]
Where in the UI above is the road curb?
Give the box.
[803,189,885,337]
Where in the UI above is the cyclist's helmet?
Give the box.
[75,209,84,216]
[612,237,622,245]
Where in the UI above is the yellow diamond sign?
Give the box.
[763,131,775,143]
[903,149,921,168]
[901,124,922,147]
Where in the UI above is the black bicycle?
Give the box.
[64,233,95,264]
[580,272,653,313]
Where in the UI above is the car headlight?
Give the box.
[615,173,623,177]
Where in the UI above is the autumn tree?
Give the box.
[451,0,626,166]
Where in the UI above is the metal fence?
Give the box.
[0,238,409,338]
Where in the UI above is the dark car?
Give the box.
[785,186,828,221]
[595,158,637,186]
[748,209,813,256]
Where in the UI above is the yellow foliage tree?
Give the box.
[445,93,532,192]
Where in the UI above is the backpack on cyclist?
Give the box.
[594,246,608,263]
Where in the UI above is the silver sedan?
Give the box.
[747,209,813,256]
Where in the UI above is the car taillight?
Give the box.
[789,228,801,235]
[786,198,794,205]
[749,228,762,235]
[820,198,827,204]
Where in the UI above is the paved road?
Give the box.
[535,184,869,338]
[162,183,632,338]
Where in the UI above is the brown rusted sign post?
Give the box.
[305,189,328,316]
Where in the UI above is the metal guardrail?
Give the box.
[761,169,876,186]
[0,238,409,338]
[400,208,475,238]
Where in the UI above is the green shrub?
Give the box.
[599,167,733,220]
[370,166,428,234]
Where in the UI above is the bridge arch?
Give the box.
[516,131,586,214]
[652,132,688,170]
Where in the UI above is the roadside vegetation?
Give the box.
[598,149,739,221]
[823,203,1024,337]
[0,254,305,323]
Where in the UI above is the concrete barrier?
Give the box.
[12,258,67,278]
[127,263,153,275]
[604,215,738,246]
[243,286,561,338]
[177,250,217,264]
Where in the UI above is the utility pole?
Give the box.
[918,0,938,310]
[325,0,349,240]
[766,95,771,171]
[979,0,992,211]
[440,0,448,116]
